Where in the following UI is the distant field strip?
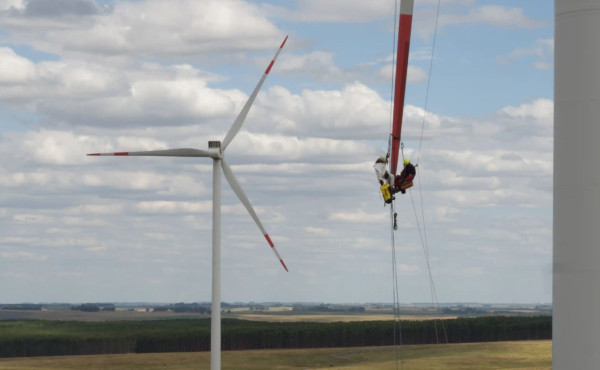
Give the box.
[0,310,454,322]
[228,313,454,322]
[0,340,552,369]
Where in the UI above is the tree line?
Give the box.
[0,316,551,358]
[153,303,210,314]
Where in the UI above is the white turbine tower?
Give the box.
[554,1,600,367]
[88,36,289,370]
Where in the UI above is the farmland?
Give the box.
[0,302,550,322]
[0,303,552,368]
[0,340,552,369]
[0,316,550,358]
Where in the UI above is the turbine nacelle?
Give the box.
[208,141,222,159]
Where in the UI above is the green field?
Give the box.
[0,316,551,358]
[0,340,551,369]
[0,313,552,368]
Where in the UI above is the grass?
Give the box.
[0,340,551,369]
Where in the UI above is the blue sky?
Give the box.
[0,0,553,304]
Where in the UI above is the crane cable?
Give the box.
[387,2,404,369]
[388,1,447,365]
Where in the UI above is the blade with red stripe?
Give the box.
[390,0,414,176]
[87,148,209,157]
[221,158,289,272]
[221,35,288,151]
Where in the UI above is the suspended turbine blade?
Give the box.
[87,148,209,157]
[221,158,289,272]
[221,36,288,151]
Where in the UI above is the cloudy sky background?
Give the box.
[0,0,553,304]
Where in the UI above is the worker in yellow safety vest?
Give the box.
[395,157,416,194]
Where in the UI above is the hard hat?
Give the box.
[404,158,410,165]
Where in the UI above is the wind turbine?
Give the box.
[88,36,289,370]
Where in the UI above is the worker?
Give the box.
[374,155,394,203]
[395,158,416,194]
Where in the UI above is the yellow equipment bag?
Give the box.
[380,183,392,202]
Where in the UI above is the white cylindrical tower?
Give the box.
[554,1,600,368]
[211,148,222,370]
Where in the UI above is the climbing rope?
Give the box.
[416,0,441,166]
[411,0,448,344]
[407,188,448,343]
[407,0,448,345]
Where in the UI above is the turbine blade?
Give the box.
[221,36,288,151]
[87,148,209,157]
[221,158,289,272]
